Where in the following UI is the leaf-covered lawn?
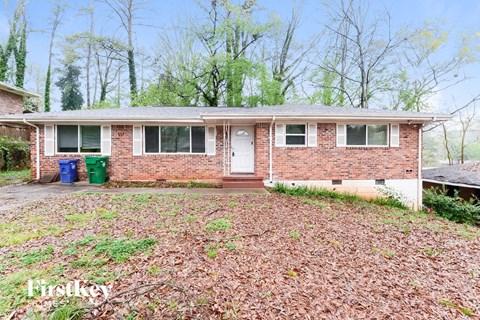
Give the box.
[1,192,479,319]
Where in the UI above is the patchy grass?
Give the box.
[205,217,232,232]
[94,238,156,263]
[0,169,30,187]
[5,246,54,266]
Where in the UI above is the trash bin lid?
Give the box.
[58,159,79,164]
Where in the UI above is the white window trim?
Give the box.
[55,124,102,155]
[143,125,208,155]
[285,123,307,147]
[344,124,390,147]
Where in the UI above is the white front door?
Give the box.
[231,126,255,173]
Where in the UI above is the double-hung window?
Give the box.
[57,125,101,153]
[144,126,206,154]
[346,124,388,146]
[285,124,306,146]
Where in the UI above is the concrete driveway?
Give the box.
[0,182,99,212]
[0,182,268,212]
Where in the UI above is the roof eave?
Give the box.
[0,83,41,98]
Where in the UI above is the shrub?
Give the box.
[0,136,29,171]
[423,187,480,225]
[272,183,363,203]
[370,186,409,210]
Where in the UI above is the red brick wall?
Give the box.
[255,123,419,181]
[0,90,24,115]
[31,123,419,182]
[31,125,225,181]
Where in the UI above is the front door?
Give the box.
[231,126,255,173]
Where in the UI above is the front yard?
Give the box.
[1,191,479,319]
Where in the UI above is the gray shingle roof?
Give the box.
[423,163,480,187]
[0,104,451,122]
[0,81,41,98]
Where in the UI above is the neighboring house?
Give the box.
[423,163,480,201]
[0,81,41,140]
[0,105,450,209]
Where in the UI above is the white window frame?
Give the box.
[143,125,208,155]
[285,123,307,147]
[345,124,390,147]
[55,124,102,155]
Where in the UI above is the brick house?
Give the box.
[0,81,41,140]
[0,81,40,115]
[0,105,450,208]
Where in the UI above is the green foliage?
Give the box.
[6,246,53,266]
[94,238,156,262]
[423,187,480,225]
[289,230,300,239]
[49,302,83,320]
[14,23,27,88]
[44,65,51,112]
[55,64,84,111]
[127,49,138,103]
[272,183,363,203]
[0,22,17,82]
[225,242,236,250]
[205,218,232,232]
[0,169,30,187]
[371,187,409,210]
[0,136,30,171]
[89,99,120,109]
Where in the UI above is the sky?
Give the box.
[1,0,479,112]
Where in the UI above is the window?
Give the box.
[332,180,342,185]
[285,124,306,146]
[346,124,388,146]
[375,179,385,185]
[144,126,206,154]
[57,125,101,153]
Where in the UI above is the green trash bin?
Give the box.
[85,156,109,184]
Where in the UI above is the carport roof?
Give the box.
[423,163,480,189]
[0,104,451,123]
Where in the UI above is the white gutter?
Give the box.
[417,125,422,211]
[269,116,275,183]
[422,179,480,190]
[23,119,40,180]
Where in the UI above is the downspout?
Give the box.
[23,119,40,180]
[269,116,275,183]
[417,124,423,211]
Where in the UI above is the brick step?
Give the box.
[223,181,265,188]
[222,175,263,182]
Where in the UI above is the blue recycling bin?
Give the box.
[58,159,79,183]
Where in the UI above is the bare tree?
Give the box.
[44,0,67,111]
[101,0,142,102]
[93,36,126,103]
[389,21,478,111]
[318,0,405,108]
[265,1,320,104]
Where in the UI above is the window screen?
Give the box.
[191,126,206,153]
[161,126,190,153]
[57,125,78,153]
[80,126,101,153]
[367,125,388,146]
[285,124,306,145]
[346,125,367,145]
[145,126,160,153]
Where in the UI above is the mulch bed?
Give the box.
[1,192,479,319]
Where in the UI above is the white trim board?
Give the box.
[422,179,480,190]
